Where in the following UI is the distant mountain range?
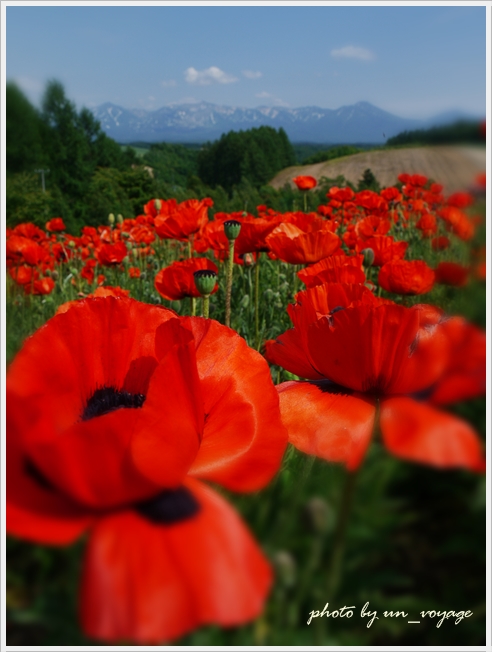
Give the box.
[90,100,479,145]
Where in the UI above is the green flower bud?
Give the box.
[193,269,217,296]
[68,240,76,248]
[154,199,162,212]
[117,214,124,224]
[223,219,241,241]
[303,496,334,534]
[272,550,297,588]
[108,213,115,225]
[361,247,375,267]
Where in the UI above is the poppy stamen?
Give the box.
[136,486,200,524]
[81,386,146,421]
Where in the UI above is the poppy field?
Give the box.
[5,171,487,646]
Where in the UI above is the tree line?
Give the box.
[7,81,370,233]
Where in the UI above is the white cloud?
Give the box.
[243,70,262,80]
[13,75,44,93]
[184,66,238,85]
[330,46,375,61]
[161,79,177,88]
[255,91,289,107]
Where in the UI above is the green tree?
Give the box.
[197,126,296,192]
[6,82,46,175]
[357,168,380,192]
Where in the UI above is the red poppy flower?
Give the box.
[265,285,484,472]
[293,176,317,191]
[13,222,47,241]
[475,172,486,189]
[234,217,280,256]
[447,192,474,209]
[143,198,178,219]
[434,262,469,287]
[81,260,97,284]
[354,190,387,212]
[96,242,128,266]
[297,255,366,288]
[355,235,408,267]
[9,265,35,286]
[128,266,141,279]
[425,317,486,407]
[155,199,212,241]
[155,258,219,301]
[355,215,391,239]
[194,218,229,259]
[7,298,287,643]
[326,186,354,203]
[46,217,66,232]
[6,235,48,267]
[129,225,155,245]
[416,213,437,237]
[265,214,341,265]
[439,206,475,241]
[24,277,55,296]
[432,236,451,251]
[378,260,435,295]
[380,187,402,204]
[93,285,131,298]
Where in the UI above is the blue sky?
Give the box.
[6,4,487,119]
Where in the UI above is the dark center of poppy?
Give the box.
[136,486,200,524]
[310,379,353,395]
[25,458,55,491]
[81,386,146,421]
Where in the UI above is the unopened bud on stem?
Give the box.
[224,220,241,241]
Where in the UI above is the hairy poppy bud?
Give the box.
[117,214,124,225]
[193,269,217,296]
[243,253,255,267]
[303,496,333,534]
[361,247,375,268]
[224,220,241,241]
[108,213,115,225]
[154,199,162,212]
[272,550,297,588]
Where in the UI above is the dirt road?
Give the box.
[270,146,486,195]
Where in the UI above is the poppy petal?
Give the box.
[306,304,440,395]
[80,478,271,644]
[380,397,485,472]
[277,381,376,470]
[185,319,287,492]
[264,329,324,380]
[30,409,159,509]
[7,392,93,545]
[131,319,204,487]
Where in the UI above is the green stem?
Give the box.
[202,294,210,319]
[225,240,234,327]
[326,470,358,601]
[293,264,300,299]
[191,296,196,317]
[303,191,308,213]
[254,252,261,350]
